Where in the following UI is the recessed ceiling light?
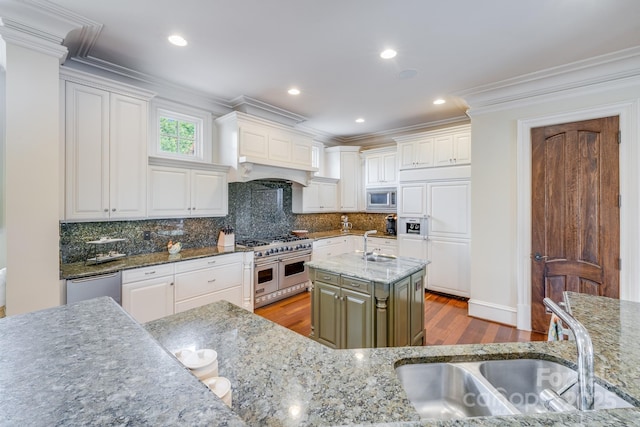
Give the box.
[168,35,188,47]
[355,118,365,123]
[380,49,397,59]
[433,98,446,105]
[288,88,301,95]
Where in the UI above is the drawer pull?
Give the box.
[208,261,216,264]
[208,279,216,283]
[322,276,332,280]
[145,271,156,275]
[350,283,360,287]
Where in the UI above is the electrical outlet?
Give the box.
[143,231,151,240]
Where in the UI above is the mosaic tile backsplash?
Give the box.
[60,181,392,263]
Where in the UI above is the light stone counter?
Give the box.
[2,294,640,426]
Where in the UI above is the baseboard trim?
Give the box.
[468,299,517,327]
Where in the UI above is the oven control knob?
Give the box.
[256,251,262,257]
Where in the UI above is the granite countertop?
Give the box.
[60,230,397,280]
[60,245,248,280]
[3,293,640,426]
[306,252,427,284]
[145,296,640,426]
[0,297,245,426]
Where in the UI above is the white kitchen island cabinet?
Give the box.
[64,80,151,221]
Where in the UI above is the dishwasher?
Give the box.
[66,271,122,305]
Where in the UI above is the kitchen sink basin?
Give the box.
[364,253,396,262]
[395,363,514,420]
[396,359,634,420]
[478,359,633,413]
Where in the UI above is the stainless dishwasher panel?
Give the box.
[66,272,122,305]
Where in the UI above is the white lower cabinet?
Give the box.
[121,252,249,322]
[312,237,350,261]
[367,237,398,256]
[122,264,175,323]
[174,253,244,313]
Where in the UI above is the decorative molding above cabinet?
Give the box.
[394,124,471,171]
[214,111,318,185]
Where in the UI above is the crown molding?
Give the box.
[59,66,156,100]
[0,21,67,62]
[230,95,308,127]
[457,46,640,113]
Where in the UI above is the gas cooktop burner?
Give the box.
[236,234,313,259]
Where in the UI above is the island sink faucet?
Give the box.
[543,296,594,411]
[363,230,377,257]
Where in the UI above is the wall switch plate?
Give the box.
[143,231,151,240]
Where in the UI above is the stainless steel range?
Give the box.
[236,235,313,308]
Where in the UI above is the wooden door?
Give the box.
[531,116,620,333]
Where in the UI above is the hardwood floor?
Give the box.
[255,290,546,345]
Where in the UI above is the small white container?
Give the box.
[203,376,232,408]
[174,348,218,379]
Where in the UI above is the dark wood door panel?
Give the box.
[531,116,619,333]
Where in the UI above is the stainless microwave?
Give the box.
[366,187,397,211]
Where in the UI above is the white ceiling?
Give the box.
[45,0,640,138]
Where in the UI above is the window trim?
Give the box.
[149,99,212,163]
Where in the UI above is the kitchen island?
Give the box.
[2,293,640,426]
[306,252,428,349]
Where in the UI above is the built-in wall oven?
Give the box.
[237,235,313,308]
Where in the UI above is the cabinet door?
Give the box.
[398,234,428,260]
[392,276,411,347]
[342,288,373,349]
[382,152,397,184]
[398,184,426,216]
[410,270,425,345]
[339,151,359,211]
[368,237,398,256]
[191,170,228,216]
[415,138,435,167]
[398,143,416,169]
[434,135,455,166]
[239,123,269,159]
[291,137,313,167]
[427,237,470,297]
[122,276,174,323]
[302,182,321,211]
[453,132,471,164]
[365,154,382,186]
[65,82,110,220]
[427,181,470,238]
[109,93,147,219]
[319,182,338,211]
[147,166,191,217]
[314,282,341,349]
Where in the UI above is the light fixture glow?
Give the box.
[433,98,446,105]
[288,88,301,95]
[168,35,188,47]
[355,118,365,123]
[380,49,397,59]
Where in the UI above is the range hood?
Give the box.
[231,161,316,186]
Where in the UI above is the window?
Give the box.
[156,109,202,160]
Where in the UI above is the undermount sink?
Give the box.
[478,359,633,413]
[364,253,396,262]
[396,359,634,421]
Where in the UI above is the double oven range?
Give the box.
[236,235,313,308]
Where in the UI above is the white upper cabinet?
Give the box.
[65,81,149,220]
[291,178,338,213]
[147,161,228,218]
[394,124,470,170]
[364,148,397,187]
[398,183,427,217]
[326,146,361,212]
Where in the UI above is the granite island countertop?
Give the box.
[306,252,426,284]
[2,293,640,426]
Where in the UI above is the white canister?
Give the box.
[174,348,218,379]
[203,376,232,408]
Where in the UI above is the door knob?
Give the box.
[533,252,549,262]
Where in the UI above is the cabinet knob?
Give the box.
[145,271,156,275]
[334,295,339,300]
[187,207,191,211]
[192,207,196,210]
[170,282,174,286]
[104,209,109,212]
[112,208,116,212]
[208,278,216,283]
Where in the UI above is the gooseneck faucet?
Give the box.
[363,230,377,257]
[543,296,594,411]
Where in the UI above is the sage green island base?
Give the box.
[307,253,429,349]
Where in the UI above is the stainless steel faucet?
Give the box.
[363,230,377,256]
[543,296,594,411]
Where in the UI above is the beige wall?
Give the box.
[469,81,640,327]
[4,42,62,315]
